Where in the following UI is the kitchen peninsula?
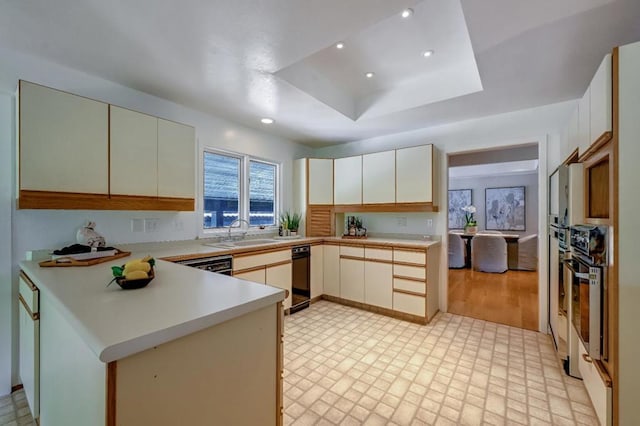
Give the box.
[19,255,285,426]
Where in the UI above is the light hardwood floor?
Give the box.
[448,268,539,331]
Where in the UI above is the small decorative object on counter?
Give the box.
[343,216,367,239]
[109,256,155,290]
[76,221,106,247]
[462,205,478,234]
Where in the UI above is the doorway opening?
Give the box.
[446,144,540,330]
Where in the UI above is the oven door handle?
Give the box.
[563,259,590,279]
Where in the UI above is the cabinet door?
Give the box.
[566,106,579,159]
[549,235,560,349]
[590,54,612,144]
[396,145,433,203]
[340,258,365,302]
[323,245,340,297]
[334,156,362,205]
[308,159,334,205]
[364,261,392,309]
[19,81,108,194]
[110,106,158,196]
[578,87,591,157]
[310,245,324,299]
[362,150,395,204]
[266,263,292,310]
[19,303,39,418]
[157,119,195,198]
[234,268,266,284]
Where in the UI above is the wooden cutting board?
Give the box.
[39,250,132,267]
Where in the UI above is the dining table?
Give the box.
[449,230,520,269]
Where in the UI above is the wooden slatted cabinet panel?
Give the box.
[19,81,108,194]
[157,118,195,198]
[110,105,158,196]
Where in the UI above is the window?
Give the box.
[203,150,279,229]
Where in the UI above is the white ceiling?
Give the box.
[1,0,639,147]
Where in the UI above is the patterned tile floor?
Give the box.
[0,389,35,426]
[1,301,599,425]
[284,301,599,425]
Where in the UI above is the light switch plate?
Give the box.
[144,218,160,233]
[131,219,144,232]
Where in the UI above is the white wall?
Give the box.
[449,172,539,236]
[0,47,312,391]
[313,102,571,332]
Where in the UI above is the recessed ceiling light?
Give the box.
[365,72,375,79]
[401,8,413,18]
[336,42,345,49]
[423,50,434,58]
[260,118,274,124]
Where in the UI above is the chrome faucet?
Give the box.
[227,219,250,241]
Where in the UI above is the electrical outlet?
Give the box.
[397,216,407,227]
[131,219,144,232]
[426,219,433,228]
[144,218,160,233]
[173,219,184,231]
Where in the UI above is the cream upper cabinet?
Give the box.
[590,54,612,144]
[19,81,109,194]
[308,159,333,205]
[578,87,591,157]
[110,106,158,197]
[396,145,433,203]
[323,245,340,297]
[334,156,362,205]
[362,150,395,204]
[566,106,579,159]
[310,245,324,299]
[158,119,195,198]
[266,263,292,310]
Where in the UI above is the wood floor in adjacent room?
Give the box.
[448,268,539,331]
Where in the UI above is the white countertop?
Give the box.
[20,235,440,364]
[20,255,285,363]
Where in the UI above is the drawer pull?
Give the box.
[582,353,593,364]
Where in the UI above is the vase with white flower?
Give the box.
[462,205,478,234]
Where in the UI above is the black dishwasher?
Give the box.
[291,245,310,313]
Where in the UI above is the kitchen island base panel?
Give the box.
[113,304,281,425]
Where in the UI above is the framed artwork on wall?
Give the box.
[448,189,472,229]
[485,186,526,231]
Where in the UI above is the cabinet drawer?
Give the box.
[393,292,425,317]
[340,245,364,258]
[19,273,39,314]
[233,250,290,271]
[364,247,392,261]
[393,249,425,265]
[578,343,612,426]
[394,264,426,280]
[393,278,425,295]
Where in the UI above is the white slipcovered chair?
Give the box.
[515,234,538,271]
[471,235,508,273]
[448,233,466,268]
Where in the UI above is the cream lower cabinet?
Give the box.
[310,245,324,299]
[339,246,365,302]
[578,342,612,426]
[364,248,393,309]
[19,80,109,195]
[234,268,266,284]
[323,245,340,297]
[18,273,39,420]
[266,263,292,310]
[233,250,292,310]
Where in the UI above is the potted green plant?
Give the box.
[288,212,302,236]
[462,205,478,234]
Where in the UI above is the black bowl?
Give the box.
[115,268,155,290]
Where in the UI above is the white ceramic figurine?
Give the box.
[76,221,106,247]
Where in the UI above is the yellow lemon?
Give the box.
[123,262,151,275]
[124,258,143,269]
[125,270,148,280]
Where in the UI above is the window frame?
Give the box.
[200,147,280,235]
